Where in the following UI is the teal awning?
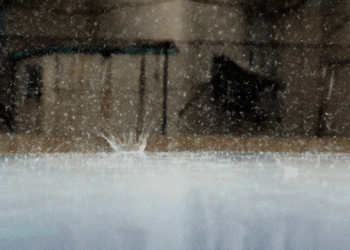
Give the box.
[9,45,178,62]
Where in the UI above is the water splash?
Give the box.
[100,131,148,153]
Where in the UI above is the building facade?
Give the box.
[1,0,350,138]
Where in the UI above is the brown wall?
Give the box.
[4,1,350,138]
[277,4,350,136]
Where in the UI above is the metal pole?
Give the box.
[136,55,146,139]
[161,43,169,135]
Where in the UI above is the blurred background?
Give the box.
[1,0,350,152]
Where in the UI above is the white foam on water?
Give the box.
[1,152,350,249]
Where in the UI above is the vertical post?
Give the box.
[101,52,112,124]
[161,43,169,135]
[136,55,146,139]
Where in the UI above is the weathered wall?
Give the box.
[97,1,186,41]
[4,8,91,40]
[15,53,167,137]
[5,0,350,138]
[40,54,105,136]
[320,3,350,137]
[277,3,350,137]
[169,3,247,136]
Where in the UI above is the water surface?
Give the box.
[1,152,350,249]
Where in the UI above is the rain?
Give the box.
[1,0,350,249]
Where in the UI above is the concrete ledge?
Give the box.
[1,134,350,154]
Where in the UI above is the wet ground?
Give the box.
[2,134,350,153]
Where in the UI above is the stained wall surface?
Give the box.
[277,3,350,137]
[4,1,350,137]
